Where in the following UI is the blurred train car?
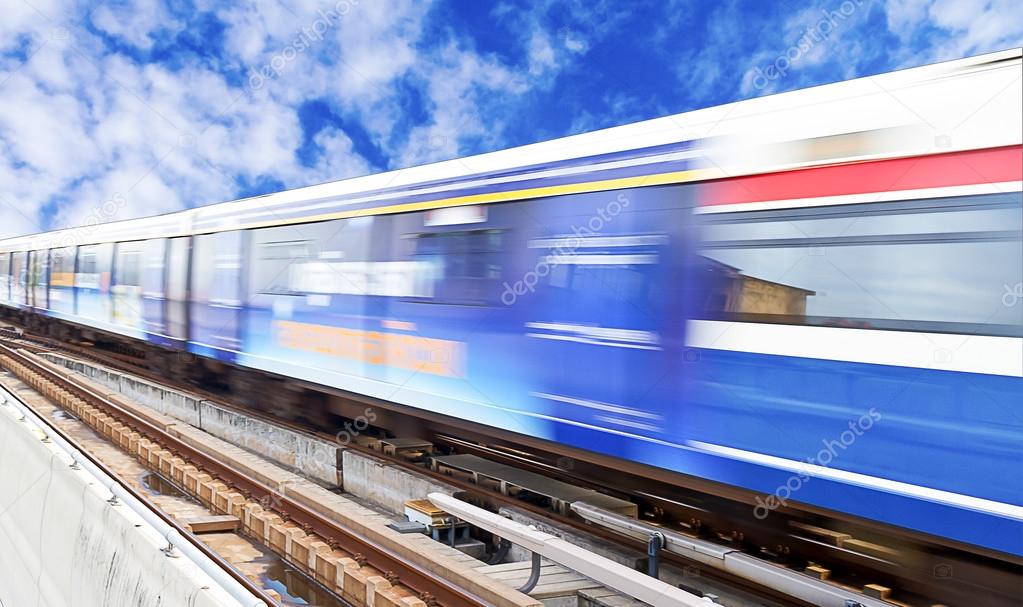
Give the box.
[1,50,1020,556]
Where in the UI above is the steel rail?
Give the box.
[0,356,278,607]
[6,326,1023,606]
[0,343,491,607]
[6,333,812,606]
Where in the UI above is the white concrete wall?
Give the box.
[0,396,250,607]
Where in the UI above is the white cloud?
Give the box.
[879,0,1023,67]
[733,0,1021,100]
[911,0,1023,61]
[673,1,745,104]
[4,0,1017,242]
[305,127,372,184]
[90,0,185,51]
[0,0,63,47]
[396,39,532,167]
[563,32,588,54]
[0,0,597,238]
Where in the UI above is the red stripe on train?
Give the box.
[701,145,1022,206]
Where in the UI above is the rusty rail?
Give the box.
[0,343,491,607]
[2,331,810,606]
[0,351,280,607]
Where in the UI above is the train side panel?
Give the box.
[188,231,244,361]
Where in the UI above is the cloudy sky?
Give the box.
[0,0,1020,238]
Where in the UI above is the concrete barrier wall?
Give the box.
[39,353,341,488]
[198,400,340,486]
[342,449,455,514]
[0,396,249,607]
[122,375,202,427]
[40,354,202,427]
[37,354,460,517]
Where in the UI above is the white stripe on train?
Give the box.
[686,320,1023,377]
[687,440,1023,520]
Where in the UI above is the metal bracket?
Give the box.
[647,532,665,578]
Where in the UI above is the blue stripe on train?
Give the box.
[680,348,1023,508]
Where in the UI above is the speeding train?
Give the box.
[1,50,1020,557]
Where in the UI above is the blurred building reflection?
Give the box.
[700,257,815,317]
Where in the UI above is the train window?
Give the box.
[249,218,377,298]
[527,230,666,326]
[79,249,94,274]
[410,229,503,305]
[191,235,213,303]
[541,253,660,328]
[50,247,75,286]
[252,237,313,295]
[697,193,1023,336]
[0,252,9,302]
[115,242,143,287]
[76,245,99,284]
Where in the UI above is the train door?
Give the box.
[24,250,34,308]
[0,252,9,304]
[520,187,685,453]
[49,247,76,317]
[112,241,144,334]
[243,217,374,386]
[189,230,244,361]
[75,243,113,324]
[364,203,534,431]
[165,237,190,343]
[28,250,49,310]
[11,251,29,308]
[140,238,169,343]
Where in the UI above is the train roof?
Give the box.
[1,48,1020,253]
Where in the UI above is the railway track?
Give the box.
[2,326,1021,607]
[0,330,809,604]
[0,342,497,607]
[0,368,282,607]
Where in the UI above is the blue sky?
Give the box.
[0,0,1020,237]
